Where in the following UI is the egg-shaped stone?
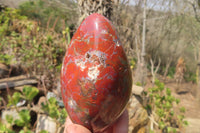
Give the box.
[61,13,132,132]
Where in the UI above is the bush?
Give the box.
[184,69,197,83]
[144,80,188,132]
[167,67,176,79]
[0,86,67,133]
[0,7,69,89]
[0,86,39,133]
[19,0,77,33]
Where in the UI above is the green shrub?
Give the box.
[0,8,66,86]
[19,0,77,33]
[0,8,27,37]
[0,86,67,133]
[42,97,67,127]
[184,70,197,83]
[145,80,188,132]
[0,86,39,133]
[167,67,176,79]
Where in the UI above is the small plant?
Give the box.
[62,26,71,46]
[19,0,77,33]
[167,67,176,79]
[130,59,136,69]
[184,71,197,83]
[0,86,67,133]
[0,86,39,133]
[0,8,27,37]
[145,80,188,133]
[0,54,14,65]
[42,97,67,132]
[0,7,66,89]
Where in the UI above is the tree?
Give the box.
[173,0,200,86]
[76,0,116,24]
[134,0,147,85]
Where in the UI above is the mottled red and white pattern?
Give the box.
[61,13,132,132]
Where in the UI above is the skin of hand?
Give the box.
[64,109,129,133]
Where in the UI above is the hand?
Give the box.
[64,109,128,133]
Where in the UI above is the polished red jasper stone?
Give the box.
[61,13,132,132]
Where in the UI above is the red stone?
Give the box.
[61,13,132,132]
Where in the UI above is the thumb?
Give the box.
[66,124,92,133]
[64,117,91,133]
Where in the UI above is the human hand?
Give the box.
[64,109,128,133]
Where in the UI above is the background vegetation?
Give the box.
[0,0,199,132]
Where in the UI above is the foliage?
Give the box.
[22,86,39,101]
[145,80,188,132]
[8,86,39,107]
[167,67,176,79]
[19,0,77,32]
[0,7,68,132]
[42,97,67,125]
[130,58,136,69]
[0,7,68,89]
[184,69,197,83]
[0,122,15,133]
[1,86,39,132]
[0,8,27,36]
[0,86,67,132]
[0,54,14,65]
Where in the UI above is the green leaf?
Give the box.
[161,96,165,102]
[6,115,13,124]
[159,83,165,91]
[149,93,153,98]
[180,107,186,113]
[148,88,153,93]
[176,99,180,104]
[49,107,60,119]
[0,123,6,132]
[167,127,172,132]
[157,109,165,117]
[149,130,154,133]
[42,97,60,119]
[170,111,174,116]
[136,82,142,86]
[145,104,152,110]
[0,122,15,133]
[14,119,24,127]
[155,79,160,85]
[19,109,31,123]
[48,97,57,105]
[19,130,24,133]
[177,115,184,121]
[40,130,49,133]
[165,101,172,109]
[183,120,189,126]
[155,94,160,99]
[143,91,147,96]
[59,108,68,124]
[22,86,39,101]
[166,88,171,96]
[8,92,21,105]
[159,121,165,129]
[155,100,161,107]
[173,128,177,133]
[19,129,32,133]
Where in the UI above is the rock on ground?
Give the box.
[128,85,149,133]
[35,114,64,133]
